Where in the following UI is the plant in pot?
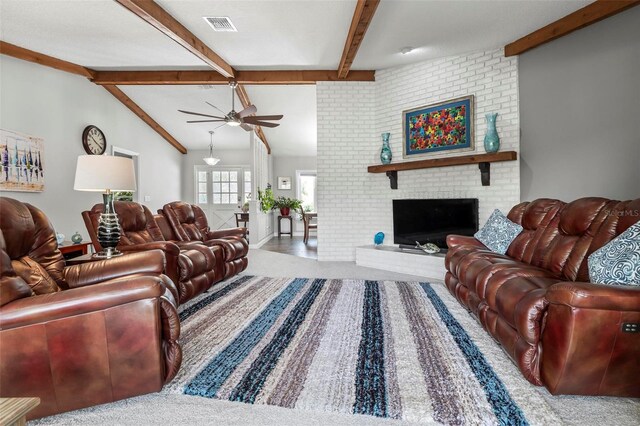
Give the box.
[257,186,275,213]
[273,196,302,217]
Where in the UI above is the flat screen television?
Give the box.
[393,198,479,250]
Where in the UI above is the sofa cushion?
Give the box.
[12,256,60,294]
[588,220,640,286]
[474,209,523,255]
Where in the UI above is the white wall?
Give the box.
[248,133,274,247]
[181,148,251,204]
[317,49,520,261]
[0,56,183,241]
[272,155,317,235]
[519,7,640,201]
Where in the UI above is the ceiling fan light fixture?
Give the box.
[227,120,241,127]
[203,156,220,166]
[203,131,221,166]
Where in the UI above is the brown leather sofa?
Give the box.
[83,201,225,304]
[445,197,640,397]
[0,197,181,419]
[160,201,248,279]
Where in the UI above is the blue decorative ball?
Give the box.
[374,232,385,245]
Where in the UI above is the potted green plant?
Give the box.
[257,186,275,213]
[273,196,302,217]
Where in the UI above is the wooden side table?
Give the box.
[0,397,40,426]
[58,241,92,260]
[235,212,249,228]
[277,215,293,238]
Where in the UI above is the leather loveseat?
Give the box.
[82,201,225,304]
[445,197,640,397]
[159,201,248,279]
[0,197,181,419]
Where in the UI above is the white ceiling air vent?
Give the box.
[203,17,237,32]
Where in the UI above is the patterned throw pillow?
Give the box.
[474,209,523,255]
[588,220,640,286]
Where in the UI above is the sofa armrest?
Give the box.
[119,241,180,256]
[547,281,640,311]
[173,241,206,250]
[119,242,180,285]
[446,234,485,250]
[542,281,640,397]
[63,250,166,288]
[204,237,248,262]
[205,228,247,239]
[0,275,165,330]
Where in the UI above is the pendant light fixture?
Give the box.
[203,130,220,166]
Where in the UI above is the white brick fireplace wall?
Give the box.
[317,49,520,261]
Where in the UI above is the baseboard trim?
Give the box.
[250,233,274,249]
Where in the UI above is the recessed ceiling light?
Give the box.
[203,17,237,32]
[400,46,414,55]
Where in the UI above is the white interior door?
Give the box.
[195,166,248,230]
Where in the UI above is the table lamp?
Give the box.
[74,155,136,258]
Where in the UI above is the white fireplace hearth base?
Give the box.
[355,245,446,282]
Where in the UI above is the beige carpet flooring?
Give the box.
[32,249,639,425]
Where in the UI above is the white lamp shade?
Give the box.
[74,155,137,192]
[203,156,220,166]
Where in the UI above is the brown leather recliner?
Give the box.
[445,197,640,397]
[160,201,248,279]
[82,201,225,304]
[0,197,181,420]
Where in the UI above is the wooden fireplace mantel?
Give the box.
[367,151,518,189]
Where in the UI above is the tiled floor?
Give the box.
[260,236,317,259]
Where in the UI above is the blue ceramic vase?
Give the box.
[380,133,392,164]
[483,113,500,153]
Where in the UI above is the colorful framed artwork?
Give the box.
[403,95,474,158]
[0,128,45,192]
[277,176,291,190]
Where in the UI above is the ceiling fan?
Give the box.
[178,81,283,131]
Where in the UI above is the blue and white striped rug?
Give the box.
[164,276,561,425]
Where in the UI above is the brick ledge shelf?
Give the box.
[356,245,446,281]
[367,151,517,189]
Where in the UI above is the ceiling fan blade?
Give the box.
[253,114,283,121]
[205,101,228,116]
[248,121,280,128]
[240,123,253,132]
[187,119,227,123]
[238,105,257,118]
[178,109,225,119]
[243,115,283,124]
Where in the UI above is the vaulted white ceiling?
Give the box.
[0,0,591,155]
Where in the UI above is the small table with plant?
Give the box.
[258,187,302,238]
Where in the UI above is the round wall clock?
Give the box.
[82,125,107,155]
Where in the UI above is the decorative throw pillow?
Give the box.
[588,220,640,286]
[474,209,523,255]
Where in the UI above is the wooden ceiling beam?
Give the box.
[505,0,640,57]
[102,85,187,154]
[114,0,234,78]
[235,83,271,154]
[90,69,375,85]
[337,0,380,79]
[0,41,95,79]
